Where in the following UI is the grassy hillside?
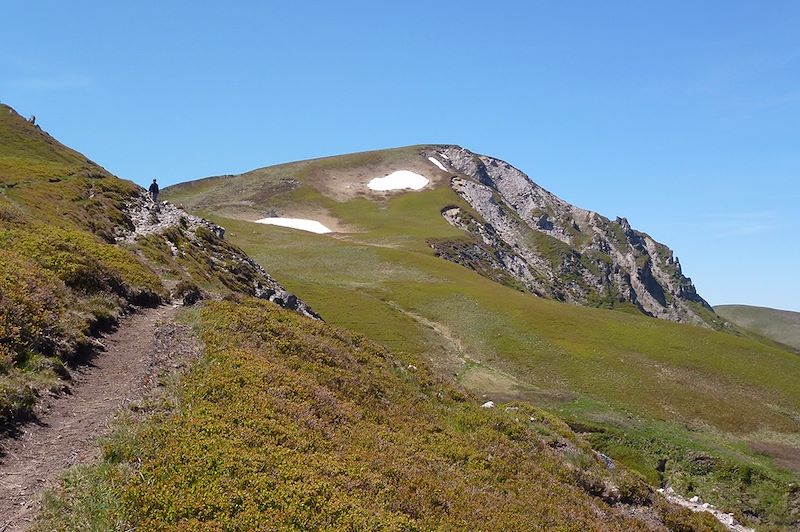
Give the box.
[716,305,800,352]
[0,104,297,424]
[0,105,168,423]
[165,147,800,526]
[0,106,744,529]
[36,297,722,531]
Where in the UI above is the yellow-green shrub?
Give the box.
[109,298,651,530]
[0,225,163,304]
[0,251,84,421]
[0,251,78,365]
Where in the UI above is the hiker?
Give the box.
[148,178,159,202]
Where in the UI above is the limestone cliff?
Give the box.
[426,146,716,326]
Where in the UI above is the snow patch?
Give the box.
[254,217,332,234]
[368,170,429,191]
[428,156,448,171]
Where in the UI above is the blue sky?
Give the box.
[2,1,799,311]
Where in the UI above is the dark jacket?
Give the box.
[149,182,159,194]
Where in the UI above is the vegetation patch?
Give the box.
[0,105,168,424]
[580,420,800,527]
[38,298,723,530]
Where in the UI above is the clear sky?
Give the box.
[2,1,799,311]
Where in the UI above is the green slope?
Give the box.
[0,105,168,423]
[37,298,722,531]
[165,146,800,526]
[716,304,800,352]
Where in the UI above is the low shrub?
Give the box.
[172,280,206,306]
[0,225,163,303]
[83,299,666,530]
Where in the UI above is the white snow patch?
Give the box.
[367,170,429,191]
[428,156,447,171]
[254,217,332,234]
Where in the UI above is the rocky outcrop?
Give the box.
[427,146,716,326]
[118,195,320,319]
[658,488,754,531]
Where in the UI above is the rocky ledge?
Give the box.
[117,194,320,320]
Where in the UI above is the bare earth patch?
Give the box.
[0,304,198,531]
[301,149,451,202]
[750,441,800,474]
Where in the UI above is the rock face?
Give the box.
[118,194,320,320]
[426,146,715,326]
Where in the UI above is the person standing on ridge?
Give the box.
[148,178,159,202]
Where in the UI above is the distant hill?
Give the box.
[716,304,800,351]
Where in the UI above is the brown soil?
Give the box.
[750,441,800,474]
[305,151,451,203]
[0,303,196,531]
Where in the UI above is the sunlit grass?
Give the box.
[37,298,722,530]
[164,145,800,524]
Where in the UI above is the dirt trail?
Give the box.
[0,304,182,531]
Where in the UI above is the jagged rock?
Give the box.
[427,146,716,327]
[596,452,616,470]
[118,199,224,243]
